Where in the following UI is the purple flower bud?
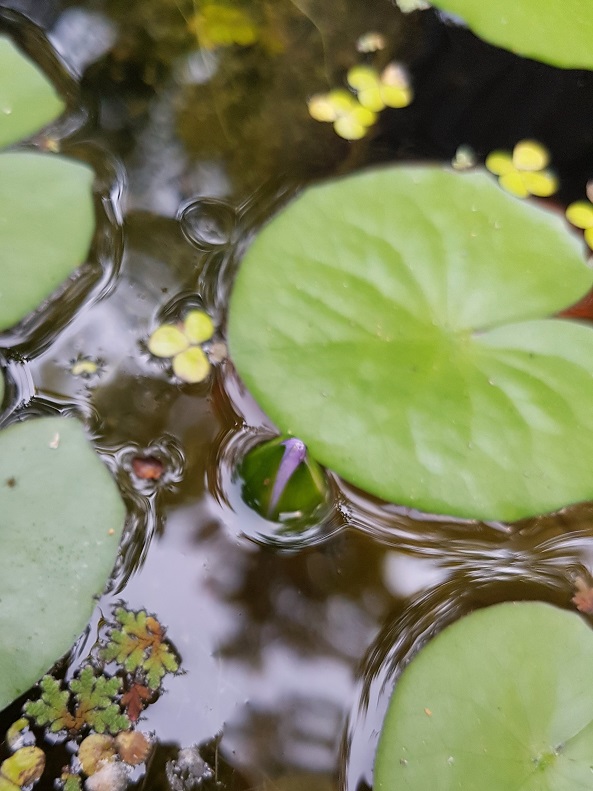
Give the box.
[268,439,307,515]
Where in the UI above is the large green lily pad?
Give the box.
[430,0,593,70]
[375,602,593,790]
[0,417,126,711]
[0,151,95,331]
[0,36,65,148]
[228,166,593,521]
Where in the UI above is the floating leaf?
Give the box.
[0,36,64,149]
[307,89,376,140]
[172,346,210,384]
[120,683,153,723]
[101,609,179,690]
[183,310,215,344]
[115,731,152,766]
[69,669,128,734]
[566,200,593,250]
[375,602,593,790]
[0,417,126,710]
[0,747,45,788]
[430,0,593,70]
[78,734,116,775]
[0,152,95,331]
[228,166,593,521]
[485,140,558,199]
[25,669,129,735]
[188,4,258,50]
[25,676,73,732]
[147,325,189,358]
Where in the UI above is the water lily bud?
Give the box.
[239,437,328,522]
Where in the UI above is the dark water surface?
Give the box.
[3,2,593,790]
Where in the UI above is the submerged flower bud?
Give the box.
[239,437,328,523]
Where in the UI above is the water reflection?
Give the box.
[5,1,593,790]
[343,536,593,791]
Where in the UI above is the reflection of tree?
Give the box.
[225,697,342,784]
[203,530,392,668]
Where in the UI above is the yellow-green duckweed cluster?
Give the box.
[485,139,558,198]
[188,3,258,50]
[147,309,215,384]
[566,201,593,250]
[308,62,413,140]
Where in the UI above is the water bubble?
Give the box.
[179,198,236,250]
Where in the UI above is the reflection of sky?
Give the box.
[105,499,358,777]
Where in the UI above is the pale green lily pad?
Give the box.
[0,151,95,331]
[228,166,593,521]
[0,417,126,711]
[0,36,65,148]
[430,0,593,70]
[375,602,593,790]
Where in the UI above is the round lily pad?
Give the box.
[228,166,593,521]
[430,0,593,70]
[375,602,593,790]
[0,151,95,331]
[0,36,65,149]
[0,417,126,711]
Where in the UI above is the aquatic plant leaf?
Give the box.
[25,676,75,732]
[183,310,214,344]
[228,166,593,521]
[430,0,593,70]
[375,602,593,790]
[25,670,129,735]
[0,417,126,711]
[78,734,116,776]
[120,684,153,723]
[0,36,64,149]
[69,668,129,735]
[115,731,152,766]
[0,151,94,331]
[0,746,45,788]
[101,609,179,690]
[172,347,211,383]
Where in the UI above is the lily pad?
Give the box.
[430,0,593,70]
[0,151,95,330]
[375,602,593,790]
[0,417,126,711]
[0,36,65,149]
[228,166,593,521]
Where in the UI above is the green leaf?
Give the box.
[25,670,130,735]
[0,152,95,331]
[0,417,126,711]
[430,0,593,70]
[228,166,593,521]
[0,36,65,149]
[375,602,593,790]
[24,676,73,732]
[101,608,179,689]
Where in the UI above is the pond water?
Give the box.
[3,1,593,790]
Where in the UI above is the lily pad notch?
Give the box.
[228,165,593,521]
